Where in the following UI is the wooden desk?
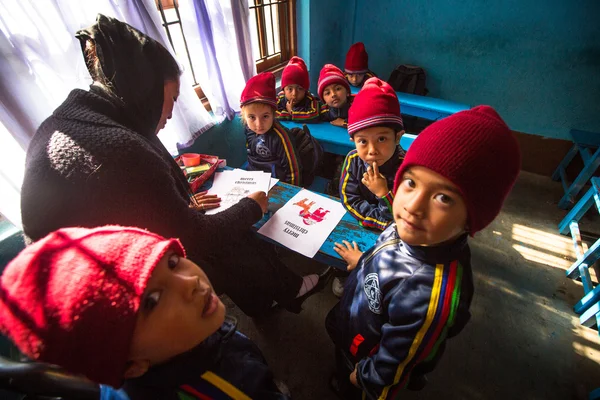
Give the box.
[350,87,469,121]
[255,181,380,270]
[279,120,417,156]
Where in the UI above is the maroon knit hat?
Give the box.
[345,42,369,74]
[240,72,277,107]
[317,64,351,100]
[393,105,521,235]
[0,226,185,388]
[281,56,309,91]
[348,77,404,137]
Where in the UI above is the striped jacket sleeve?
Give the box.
[276,93,321,123]
[272,125,301,185]
[339,151,394,231]
[356,261,465,399]
[275,93,290,120]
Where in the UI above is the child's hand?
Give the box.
[286,99,294,114]
[330,118,346,127]
[362,162,389,198]
[189,191,221,211]
[247,191,269,213]
[350,364,359,387]
[334,240,363,271]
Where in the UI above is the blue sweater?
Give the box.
[336,225,474,398]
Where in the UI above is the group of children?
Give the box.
[0,41,521,399]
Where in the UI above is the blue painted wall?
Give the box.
[299,0,600,139]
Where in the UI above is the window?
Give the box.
[155,0,208,105]
[249,0,296,72]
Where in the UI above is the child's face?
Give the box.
[347,73,365,87]
[284,84,306,103]
[243,103,274,135]
[322,83,348,108]
[352,126,402,166]
[128,251,225,369]
[393,166,468,246]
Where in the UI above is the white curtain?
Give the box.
[179,0,256,121]
[0,0,214,227]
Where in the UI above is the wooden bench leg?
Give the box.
[552,144,578,181]
[558,146,600,210]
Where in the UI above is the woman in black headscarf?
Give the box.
[20,14,326,316]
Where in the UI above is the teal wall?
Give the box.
[298,0,600,139]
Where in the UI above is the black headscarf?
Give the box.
[75,14,180,138]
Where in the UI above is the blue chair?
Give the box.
[558,177,600,330]
[552,129,600,210]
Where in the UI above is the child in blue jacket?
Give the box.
[329,106,521,399]
[318,64,354,127]
[0,226,289,399]
[276,56,321,123]
[344,42,377,89]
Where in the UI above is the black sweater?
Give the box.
[21,89,262,267]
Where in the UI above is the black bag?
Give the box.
[387,65,428,96]
[288,125,323,187]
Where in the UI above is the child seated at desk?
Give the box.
[328,106,521,399]
[318,64,353,127]
[344,42,377,89]
[242,72,322,186]
[0,226,290,399]
[276,56,320,123]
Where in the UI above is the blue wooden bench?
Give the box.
[558,177,600,331]
[279,120,417,156]
[350,87,470,121]
[552,129,600,210]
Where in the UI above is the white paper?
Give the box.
[258,189,347,257]
[269,178,279,191]
[206,170,271,214]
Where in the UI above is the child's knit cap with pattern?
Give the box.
[0,225,185,388]
[393,105,521,235]
[347,77,404,137]
[345,42,369,74]
[281,56,310,91]
[240,72,277,107]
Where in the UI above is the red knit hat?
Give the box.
[393,106,521,235]
[348,77,404,137]
[317,64,351,100]
[0,226,185,388]
[281,56,309,91]
[345,42,369,74]
[240,72,277,107]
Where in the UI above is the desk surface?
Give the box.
[255,181,380,270]
[350,86,469,121]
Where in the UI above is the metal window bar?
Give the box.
[156,0,198,85]
[250,0,290,64]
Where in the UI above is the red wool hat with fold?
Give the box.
[347,77,404,137]
[240,72,277,107]
[393,105,521,235]
[0,225,185,388]
[317,64,351,100]
[281,56,310,90]
[345,42,369,74]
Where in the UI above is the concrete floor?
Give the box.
[226,171,600,400]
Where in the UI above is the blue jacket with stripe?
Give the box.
[245,122,301,185]
[123,318,288,399]
[275,91,321,123]
[339,146,405,231]
[337,225,474,399]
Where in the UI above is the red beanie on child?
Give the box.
[240,72,277,107]
[317,64,351,100]
[345,42,369,74]
[0,226,185,388]
[393,105,521,235]
[281,56,309,91]
[348,77,404,137]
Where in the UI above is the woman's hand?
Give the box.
[362,162,389,198]
[330,118,346,127]
[333,240,363,271]
[189,191,221,211]
[247,191,269,213]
